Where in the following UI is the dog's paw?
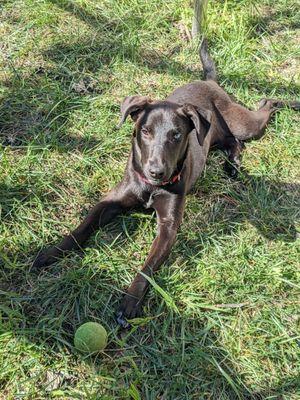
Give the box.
[258,98,267,109]
[32,248,60,270]
[115,294,142,329]
[224,161,239,179]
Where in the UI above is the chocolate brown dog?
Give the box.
[33,40,299,327]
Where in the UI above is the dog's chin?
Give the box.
[142,173,161,185]
[145,177,165,186]
[144,173,172,186]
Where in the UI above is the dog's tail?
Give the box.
[199,38,217,81]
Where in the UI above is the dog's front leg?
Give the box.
[33,183,139,268]
[116,193,185,327]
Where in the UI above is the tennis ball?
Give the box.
[74,322,108,353]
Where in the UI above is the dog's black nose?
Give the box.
[149,168,164,179]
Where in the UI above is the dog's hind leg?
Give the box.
[214,97,299,143]
[240,98,300,141]
[258,98,300,112]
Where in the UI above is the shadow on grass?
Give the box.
[193,172,299,242]
[0,58,114,152]
[1,0,299,152]
[0,182,32,222]
[0,0,129,151]
[1,172,299,397]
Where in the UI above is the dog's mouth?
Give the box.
[144,174,169,186]
[141,169,181,186]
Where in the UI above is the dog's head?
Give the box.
[118,96,212,185]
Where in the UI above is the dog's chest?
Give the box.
[142,189,164,209]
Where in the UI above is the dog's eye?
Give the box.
[141,127,149,136]
[173,132,182,140]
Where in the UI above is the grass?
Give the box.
[0,0,299,398]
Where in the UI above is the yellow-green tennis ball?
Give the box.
[74,322,108,353]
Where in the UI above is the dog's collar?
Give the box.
[136,171,181,186]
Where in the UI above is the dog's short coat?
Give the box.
[33,40,299,327]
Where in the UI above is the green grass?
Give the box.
[0,0,299,398]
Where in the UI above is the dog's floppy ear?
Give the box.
[117,95,152,128]
[181,104,212,146]
[211,102,232,136]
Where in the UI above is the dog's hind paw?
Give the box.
[224,160,239,179]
